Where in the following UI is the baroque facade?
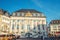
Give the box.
[0,9,47,38]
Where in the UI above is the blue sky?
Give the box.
[0,0,60,23]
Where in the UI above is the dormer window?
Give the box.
[21,13,24,16]
[42,14,44,16]
[17,12,20,16]
[13,13,16,16]
[33,13,37,16]
[5,13,8,16]
[37,13,40,16]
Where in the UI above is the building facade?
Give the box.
[49,20,60,36]
[0,9,10,34]
[0,9,47,38]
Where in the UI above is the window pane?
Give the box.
[34,25,36,30]
[17,25,19,29]
[12,24,14,30]
[37,13,40,16]
[13,13,16,16]
[27,25,30,30]
[13,20,15,22]
[21,13,24,16]
[17,20,19,22]
[22,25,24,29]
[53,26,56,28]
[17,13,20,16]
[33,14,36,16]
[37,24,40,30]
[42,25,44,30]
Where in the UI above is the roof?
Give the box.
[12,9,46,17]
[50,20,60,24]
[0,9,10,17]
[0,9,46,17]
[15,9,41,13]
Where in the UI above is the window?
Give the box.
[17,25,19,29]
[37,24,40,30]
[37,13,40,16]
[42,20,45,24]
[22,25,24,29]
[13,20,15,22]
[21,13,24,16]
[58,26,60,30]
[58,29,60,30]
[17,13,20,16]
[43,32,45,36]
[37,20,40,22]
[53,26,56,28]
[2,17,4,20]
[37,20,40,24]
[52,32,53,33]
[33,14,37,16]
[58,26,60,28]
[33,20,36,22]
[33,25,36,30]
[13,13,16,16]
[17,20,20,22]
[12,24,14,30]
[5,13,8,16]
[42,25,45,30]
[27,25,30,30]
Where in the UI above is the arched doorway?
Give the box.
[1,24,9,33]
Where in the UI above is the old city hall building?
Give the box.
[0,9,47,38]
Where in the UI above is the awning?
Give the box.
[56,32,60,34]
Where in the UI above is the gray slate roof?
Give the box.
[15,9,41,13]
[0,9,46,17]
[12,9,46,17]
[50,20,60,24]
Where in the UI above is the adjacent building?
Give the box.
[49,20,60,36]
[0,9,47,38]
[0,9,10,34]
